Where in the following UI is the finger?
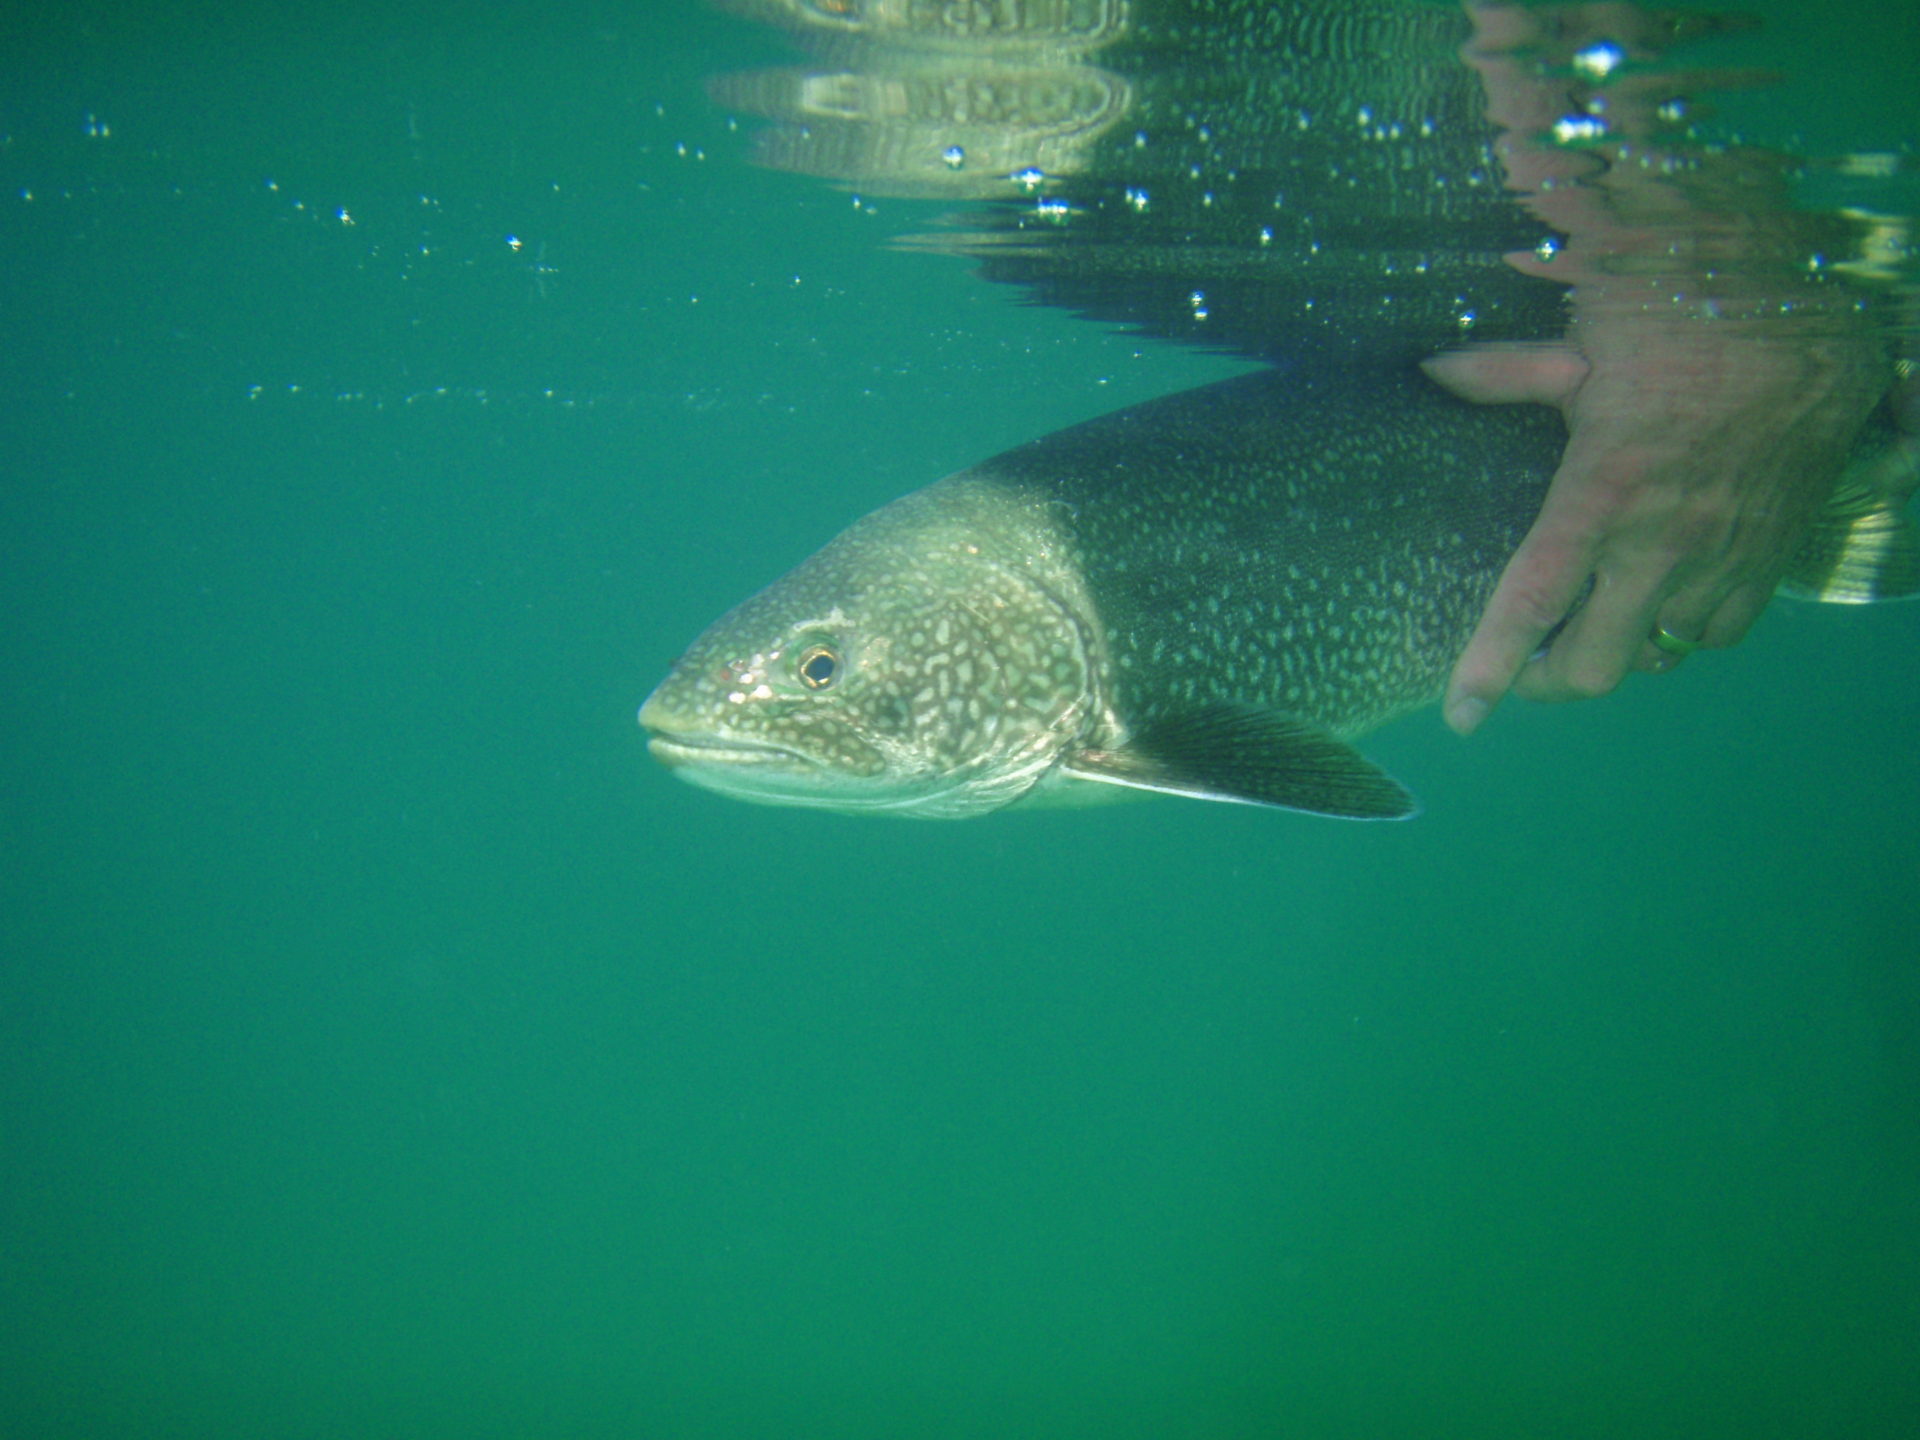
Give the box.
[1512,558,1670,703]
[1633,528,1791,671]
[1421,344,1589,408]
[1697,578,1773,649]
[1621,570,1734,672]
[1444,520,1600,734]
[1632,615,1711,675]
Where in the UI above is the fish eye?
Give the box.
[797,644,841,690]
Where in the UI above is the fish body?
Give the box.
[641,367,1564,819]
[645,0,1920,822]
[640,365,1914,818]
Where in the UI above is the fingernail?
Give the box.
[1446,695,1491,736]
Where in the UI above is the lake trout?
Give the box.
[637,367,1918,819]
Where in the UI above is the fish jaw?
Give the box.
[645,739,843,808]
[637,686,881,810]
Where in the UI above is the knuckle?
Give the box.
[1563,666,1623,701]
[1500,571,1584,633]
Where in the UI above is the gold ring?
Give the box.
[1649,625,1699,658]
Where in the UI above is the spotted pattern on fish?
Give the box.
[984,369,1560,743]
[640,367,1562,817]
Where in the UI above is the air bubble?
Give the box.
[1553,115,1609,144]
[1572,42,1626,80]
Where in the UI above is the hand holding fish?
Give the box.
[1436,0,1901,734]
[1429,320,1890,732]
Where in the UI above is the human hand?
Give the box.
[1428,322,1889,734]
[1437,0,1898,735]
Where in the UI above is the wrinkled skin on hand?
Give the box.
[1428,319,1890,729]
[1436,1,1903,735]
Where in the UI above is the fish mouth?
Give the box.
[645,731,812,771]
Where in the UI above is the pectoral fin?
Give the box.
[1063,704,1418,820]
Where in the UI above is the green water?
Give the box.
[4,3,1917,1437]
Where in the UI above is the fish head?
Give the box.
[639,483,1097,817]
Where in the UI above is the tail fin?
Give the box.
[1781,413,1919,603]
